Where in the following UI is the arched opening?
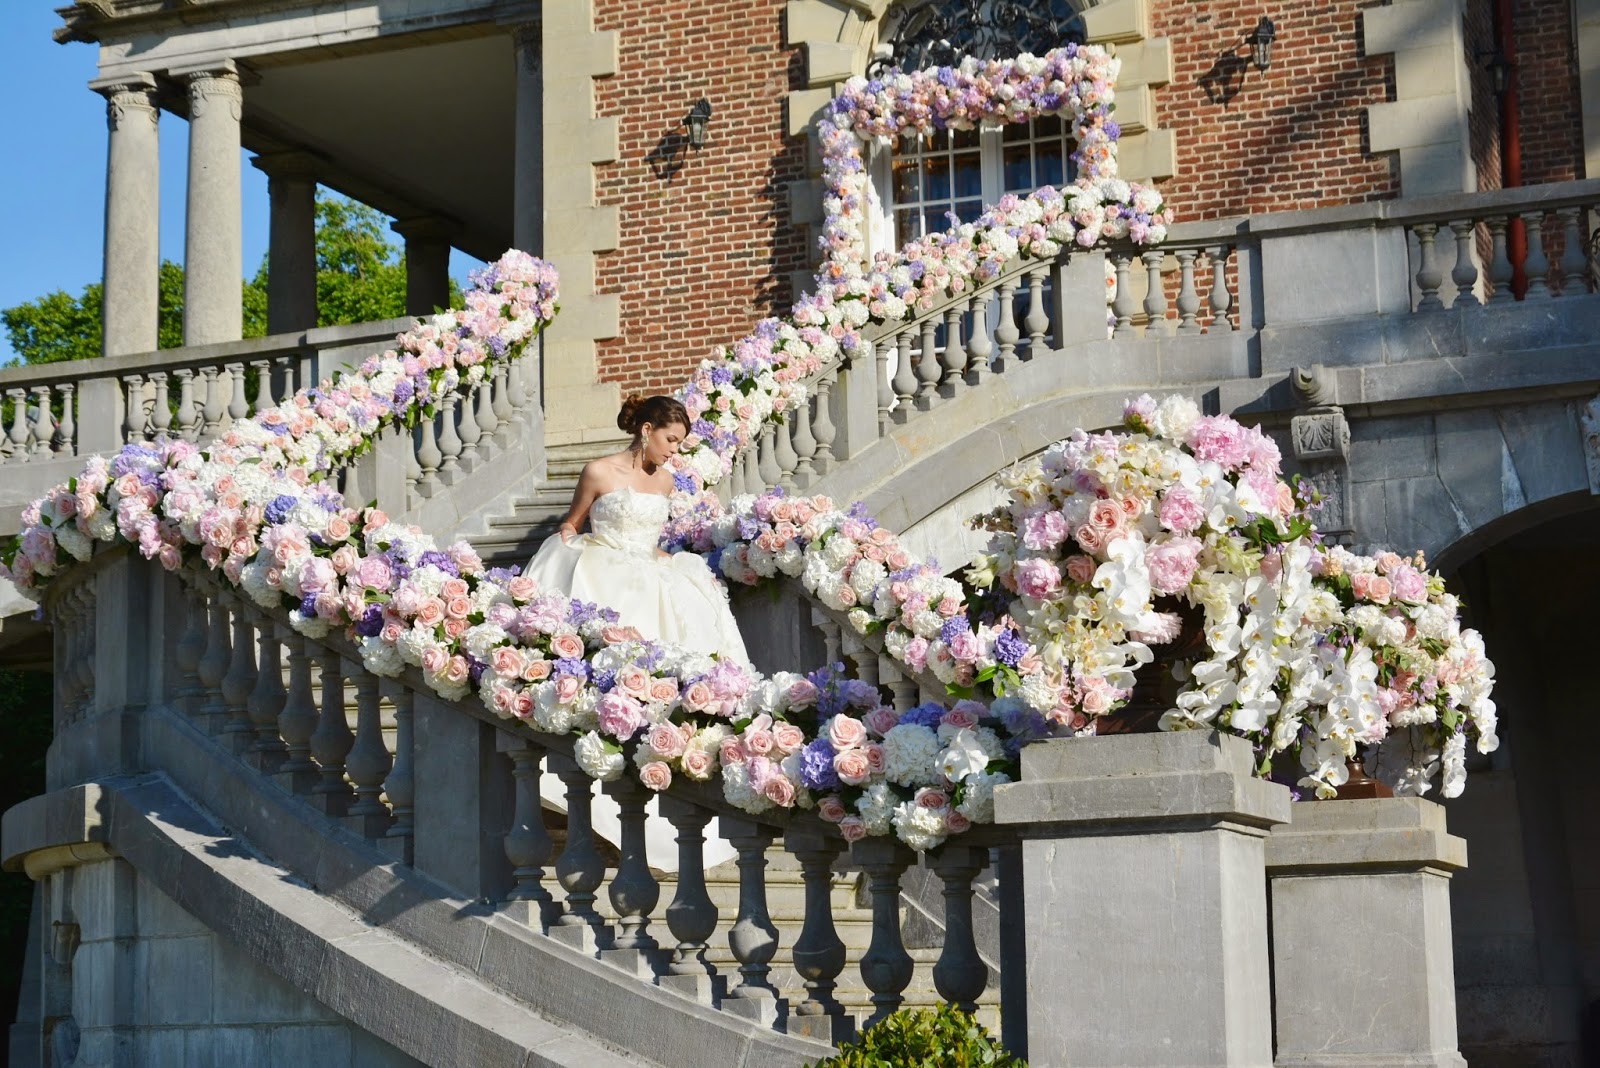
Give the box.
[1441,502,1600,1064]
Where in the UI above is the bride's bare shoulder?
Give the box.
[577,454,631,490]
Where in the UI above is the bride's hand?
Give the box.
[655,548,671,560]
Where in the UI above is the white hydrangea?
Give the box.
[461,623,510,663]
[856,782,897,835]
[890,801,948,851]
[394,625,432,667]
[880,723,943,787]
[359,635,403,678]
[721,761,773,814]
[955,770,1010,824]
[574,730,624,781]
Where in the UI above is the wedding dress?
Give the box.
[526,485,746,871]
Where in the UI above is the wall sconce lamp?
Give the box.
[684,98,713,150]
[1248,16,1276,71]
[1475,48,1512,96]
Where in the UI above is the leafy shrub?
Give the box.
[806,1005,1026,1067]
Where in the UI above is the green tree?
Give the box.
[1,193,460,366]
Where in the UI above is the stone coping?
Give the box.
[1266,796,1468,873]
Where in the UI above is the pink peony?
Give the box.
[1389,564,1428,604]
[1146,536,1202,595]
[1186,415,1249,468]
[1158,486,1204,534]
[597,693,646,740]
[1014,557,1062,599]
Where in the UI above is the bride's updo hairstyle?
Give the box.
[618,393,690,441]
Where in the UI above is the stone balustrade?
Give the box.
[18,544,1472,1066]
[726,179,1600,502]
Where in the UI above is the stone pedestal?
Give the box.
[94,74,161,359]
[1265,798,1467,1068]
[993,730,1290,1067]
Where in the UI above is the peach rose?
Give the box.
[554,676,583,704]
[639,761,673,791]
[550,632,584,659]
[649,678,680,703]
[828,715,867,749]
[681,748,714,780]
[834,749,871,785]
[763,777,795,807]
[772,722,806,753]
[524,658,552,682]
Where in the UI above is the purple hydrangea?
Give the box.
[415,550,460,577]
[554,657,591,680]
[799,737,841,790]
[593,668,617,693]
[354,604,384,637]
[298,593,319,617]
[993,628,1027,668]
[673,471,697,493]
[900,702,946,729]
[467,656,487,686]
[484,565,521,584]
[939,616,971,645]
[709,366,734,386]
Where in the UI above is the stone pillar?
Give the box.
[177,61,244,345]
[392,217,453,318]
[511,19,543,254]
[993,731,1290,1067]
[1266,798,1467,1068]
[94,73,161,359]
[251,151,318,334]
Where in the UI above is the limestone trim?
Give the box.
[529,1,624,446]
[1582,0,1600,178]
[1362,0,1476,196]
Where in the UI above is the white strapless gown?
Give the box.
[526,486,745,871]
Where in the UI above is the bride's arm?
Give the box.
[555,464,606,543]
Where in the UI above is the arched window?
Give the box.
[867,0,1087,253]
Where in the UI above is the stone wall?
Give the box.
[25,857,419,1067]
[590,0,810,399]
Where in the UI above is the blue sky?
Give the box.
[0,7,479,365]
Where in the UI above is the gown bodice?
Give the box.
[586,487,671,557]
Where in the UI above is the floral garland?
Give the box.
[670,46,1171,494]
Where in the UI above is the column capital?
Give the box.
[90,72,160,131]
[173,60,243,121]
[250,149,321,182]
[391,215,457,243]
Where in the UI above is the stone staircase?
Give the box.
[459,438,625,569]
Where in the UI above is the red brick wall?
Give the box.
[1147,0,1398,221]
[591,0,809,397]
[1513,0,1584,184]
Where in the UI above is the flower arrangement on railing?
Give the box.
[0,250,558,596]
[669,46,1171,493]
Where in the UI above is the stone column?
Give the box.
[392,216,453,317]
[510,19,543,254]
[93,73,161,359]
[251,151,319,334]
[1266,798,1468,1067]
[177,61,244,345]
[993,731,1290,1067]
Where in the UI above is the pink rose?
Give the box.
[863,707,900,736]
[444,656,471,684]
[944,810,972,834]
[506,576,537,601]
[834,749,871,785]
[444,596,472,619]
[681,749,714,779]
[491,686,517,715]
[773,722,807,753]
[1074,524,1107,554]
[415,599,445,627]
[786,679,820,707]
[379,621,403,643]
[421,646,449,674]
[618,667,652,701]
[524,659,552,682]
[719,736,748,766]
[325,514,352,541]
[442,617,467,639]
[941,706,981,731]
[1079,683,1113,716]
[838,816,868,842]
[491,646,525,677]
[550,632,584,659]
[828,715,867,749]
[648,724,687,759]
[649,678,679,703]
[554,676,583,704]
[682,681,715,712]
[916,787,950,810]
[817,796,848,823]
[440,578,469,601]
[744,728,775,756]
[763,776,796,807]
[597,693,646,740]
[862,743,887,774]
[1063,554,1095,585]
[1014,558,1062,599]
[1089,498,1124,534]
[1374,551,1404,574]
[639,761,673,792]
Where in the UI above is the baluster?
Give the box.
[965,292,993,383]
[200,366,225,436]
[122,374,146,443]
[29,385,53,456]
[1024,266,1050,354]
[5,389,27,460]
[56,383,75,456]
[436,393,463,475]
[310,649,354,815]
[475,378,499,444]
[938,303,966,397]
[840,631,878,687]
[500,735,556,926]
[174,582,209,718]
[1522,210,1552,299]
[883,661,917,712]
[146,374,171,439]
[853,838,917,1028]
[993,280,1019,370]
[811,375,836,475]
[1141,250,1170,336]
[1412,223,1444,310]
[719,818,781,1023]
[224,362,249,423]
[872,338,893,434]
[602,777,661,959]
[1558,206,1591,295]
[728,447,748,497]
[891,331,917,423]
[1175,248,1203,333]
[246,614,287,772]
[1487,216,1515,304]
[548,755,610,948]
[790,395,818,485]
[278,633,320,792]
[811,607,841,666]
[345,666,393,835]
[787,831,851,1041]
[250,358,275,413]
[914,316,941,410]
[659,798,718,992]
[757,424,782,491]
[456,381,482,460]
[741,441,760,495]
[274,356,296,407]
[197,585,232,733]
[1450,220,1481,306]
[772,409,798,489]
[931,844,990,1012]
[1207,245,1234,331]
[219,591,258,751]
[173,369,199,441]
[492,362,515,428]
[403,425,423,498]
[415,410,442,493]
[384,687,416,861]
[1111,253,1138,337]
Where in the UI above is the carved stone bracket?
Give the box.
[1290,365,1353,538]
[1579,394,1600,495]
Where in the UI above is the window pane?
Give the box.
[893,157,920,204]
[954,199,985,224]
[952,126,981,150]
[925,207,951,234]
[1002,120,1029,143]
[924,155,950,201]
[953,151,983,197]
[1036,139,1066,188]
[1035,114,1063,137]
[1003,143,1032,194]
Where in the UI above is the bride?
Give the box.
[526,394,747,870]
